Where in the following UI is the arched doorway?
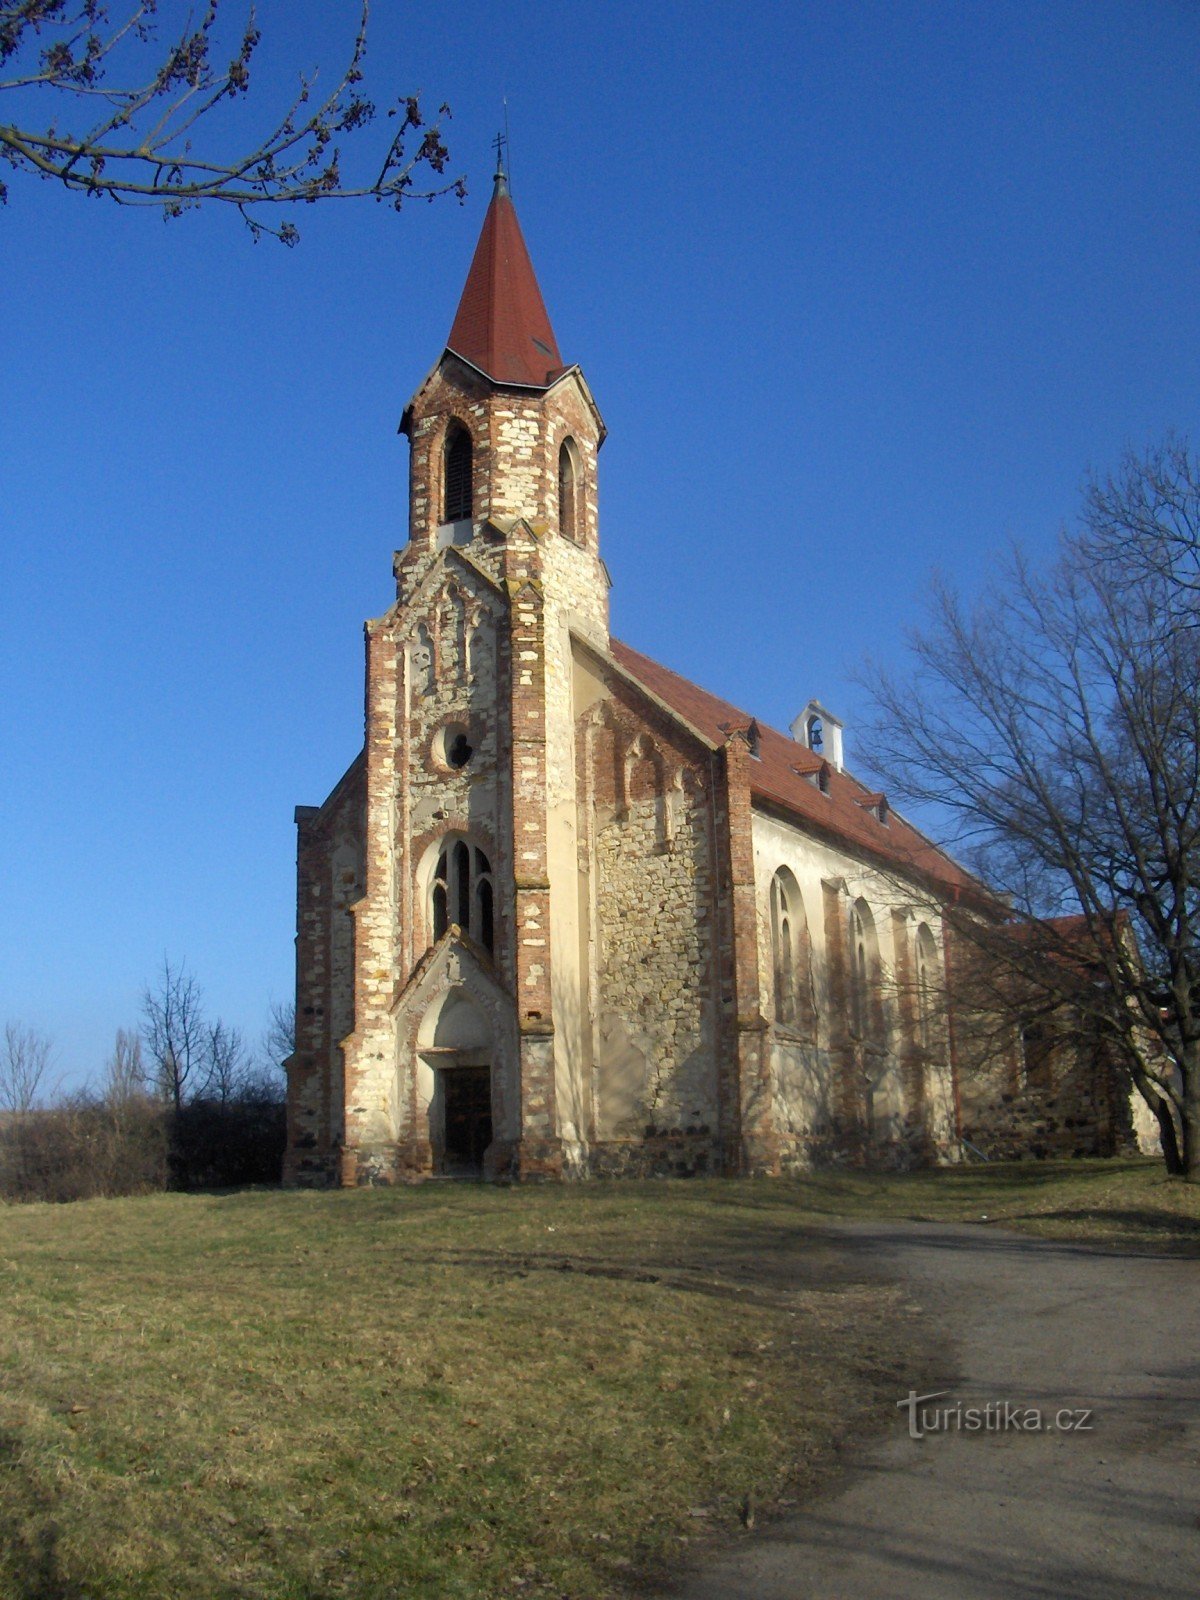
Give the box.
[417,988,494,1176]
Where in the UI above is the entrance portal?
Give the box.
[441,1066,492,1175]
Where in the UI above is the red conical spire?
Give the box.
[445,166,564,388]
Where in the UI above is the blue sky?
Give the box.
[3,0,1198,1087]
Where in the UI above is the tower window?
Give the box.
[431,834,494,954]
[558,439,580,542]
[444,424,473,523]
[436,721,474,771]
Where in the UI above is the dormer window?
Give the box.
[854,792,889,825]
[558,439,580,542]
[444,423,473,523]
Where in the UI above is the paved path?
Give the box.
[671,1221,1200,1600]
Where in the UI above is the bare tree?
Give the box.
[1080,433,1200,611]
[141,954,205,1109]
[864,437,1200,1180]
[1,2,464,241]
[244,995,291,1102]
[201,1017,247,1104]
[261,996,293,1067]
[0,1021,52,1114]
[102,1025,146,1109]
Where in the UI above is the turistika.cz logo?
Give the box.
[898,1390,1094,1441]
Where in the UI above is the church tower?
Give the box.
[287,160,609,1184]
[287,156,980,1190]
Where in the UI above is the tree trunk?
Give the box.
[1131,1065,1185,1176]
[1182,1043,1200,1184]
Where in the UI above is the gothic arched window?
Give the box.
[770,867,813,1032]
[431,834,494,954]
[444,423,473,523]
[915,923,938,1053]
[849,897,883,1046]
[558,439,580,542]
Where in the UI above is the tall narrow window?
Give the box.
[915,924,938,1053]
[477,877,494,953]
[769,867,812,1032]
[430,835,494,954]
[1022,1021,1054,1091]
[558,439,579,542]
[453,840,471,928]
[432,855,449,941]
[849,898,882,1048]
[444,424,473,523]
[771,873,797,1025]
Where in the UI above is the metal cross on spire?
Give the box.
[492,101,511,196]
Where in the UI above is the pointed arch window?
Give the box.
[558,438,580,542]
[431,834,494,954]
[770,867,813,1033]
[849,897,884,1048]
[444,423,473,523]
[914,923,938,1054]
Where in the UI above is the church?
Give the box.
[283,161,997,1186]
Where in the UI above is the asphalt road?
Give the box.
[669,1220,1200,1600]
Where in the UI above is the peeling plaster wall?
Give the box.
[751,809,958,1168]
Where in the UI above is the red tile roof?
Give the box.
[446,174,564,388]
[609,638,986,901]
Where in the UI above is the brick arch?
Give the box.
[412,820,499,953]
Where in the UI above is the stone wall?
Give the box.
[574,665,722,1175]
[959,1013,1141,1160]
[285,757,365,1185]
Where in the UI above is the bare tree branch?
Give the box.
[140,953,205,1109]
[0,2,465,241]
[861,435,1200,1178]
[200,1017,248,1104]
[1,1020,52,1114]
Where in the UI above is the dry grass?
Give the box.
[0,1182,931,1600]
[774,1157,1200,1253]
[3,1161,1188,1598]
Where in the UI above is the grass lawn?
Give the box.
[0,1181,933,1600]
[782,1156,1200,1253]
[0,1160,1193,1599]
